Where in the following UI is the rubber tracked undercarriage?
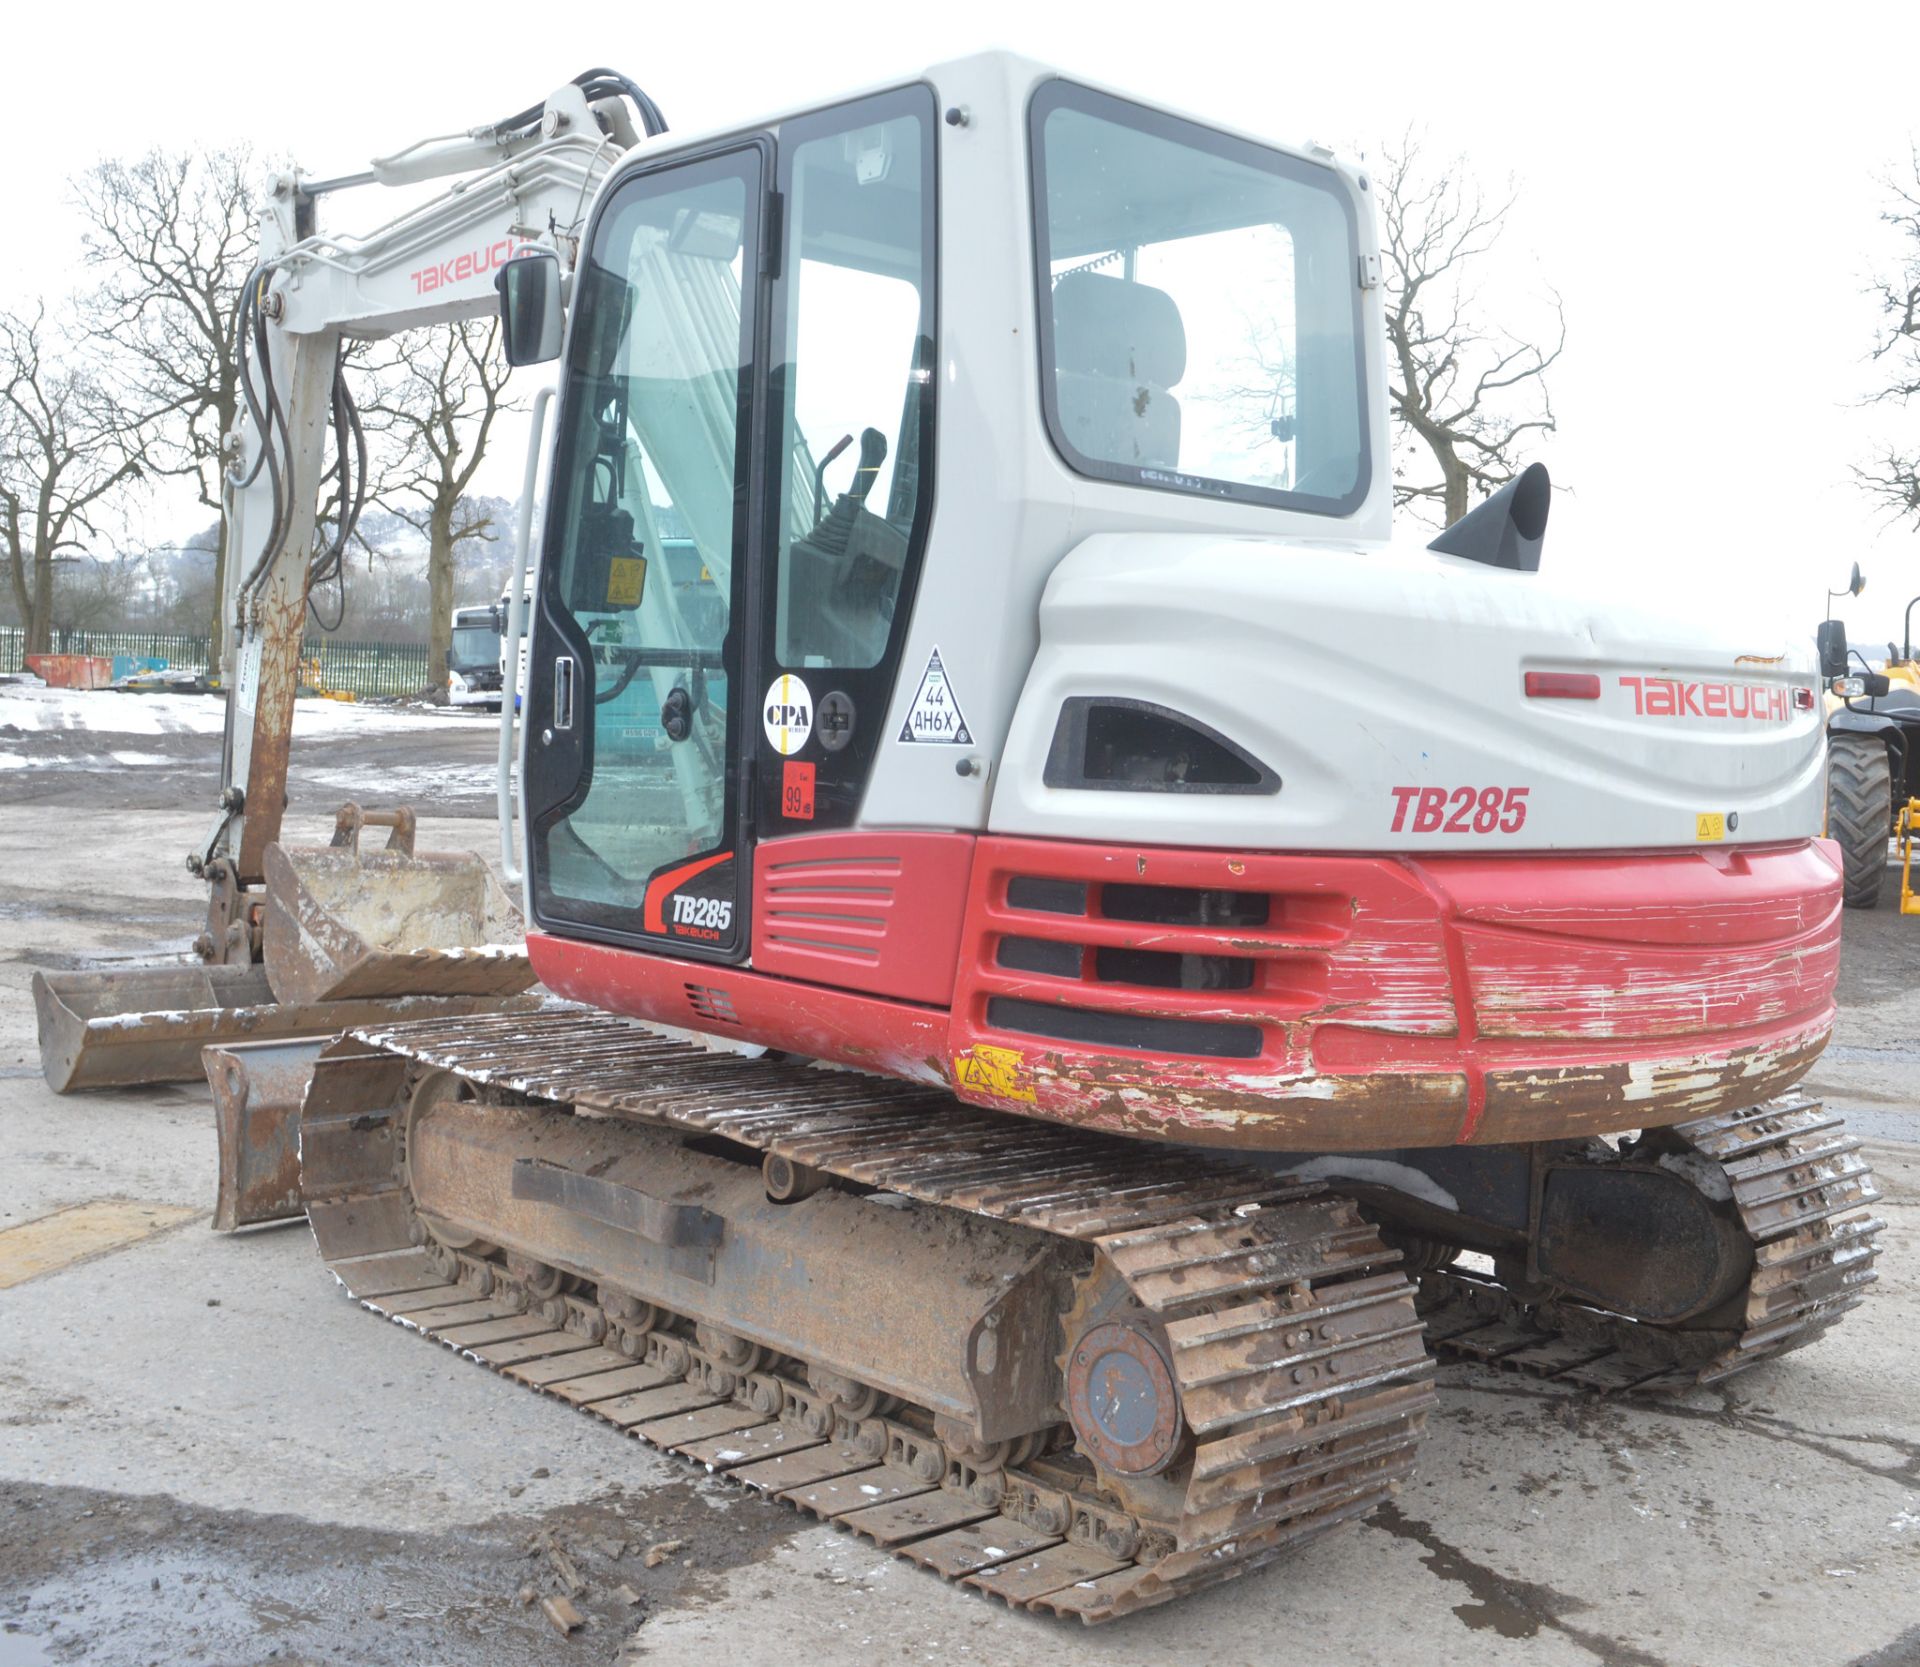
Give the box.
[173,53,1886,1622]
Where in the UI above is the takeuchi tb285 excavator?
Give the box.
[85,53,1885,1620]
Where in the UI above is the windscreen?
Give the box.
[1032,81,1368,513]
[450,625,496,667]
[536,152,759,923]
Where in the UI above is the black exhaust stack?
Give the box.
[1427,462,1550,573]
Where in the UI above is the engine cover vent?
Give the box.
[1043,698,1278,794]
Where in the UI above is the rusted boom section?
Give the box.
[31,963,535,1093]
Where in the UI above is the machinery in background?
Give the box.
[1821,602,1920,909]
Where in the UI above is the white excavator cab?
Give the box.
[504,58,1394,966]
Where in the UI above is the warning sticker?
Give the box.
[898,647,973,745]
[763,673,813,756]
[606,554,647,608]
[1696,812,1726,841]
[781,760,816,820]
[953,1043,1035,1104]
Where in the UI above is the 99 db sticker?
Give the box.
[1390,785,1529,834]
[763,674,812,756]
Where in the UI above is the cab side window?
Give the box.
[772,97,935,671]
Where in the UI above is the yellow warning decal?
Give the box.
[606,554,648,608]
[1696,812,1727,841]
[953,1043,1036,1103]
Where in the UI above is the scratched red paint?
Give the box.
[528,834,1842,1152]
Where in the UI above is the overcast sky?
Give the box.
[6,0,1918,653]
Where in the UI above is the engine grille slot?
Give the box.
[685,983,740,1024]
[1006,875,1089,916]
[998,935,1085,978]
[1093,946,1254,992]
[1043,697,1278,794]
[1099,884,1270,928]
[986,996,1262,1060]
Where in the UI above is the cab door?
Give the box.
[753,86,938,839]
[523,141,768,960]
[525,89,938,963]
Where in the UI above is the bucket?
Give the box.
[261,803,536,1006]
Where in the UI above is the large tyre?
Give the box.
[1826,732,1892,909]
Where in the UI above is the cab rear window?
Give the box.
[1030,81,1369,514]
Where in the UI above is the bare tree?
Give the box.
[359,321,515,691]
[1858,146,1920,528]
[1378,136,1564,527]
[73,147,256,648]
[53,548,152,635]
[0,307,148,654]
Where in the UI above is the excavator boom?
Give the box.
[34,74,651,1094]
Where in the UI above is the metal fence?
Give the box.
[0,628,434,699]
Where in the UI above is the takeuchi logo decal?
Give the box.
[408,236,535,296]
[1618,675,1793,721]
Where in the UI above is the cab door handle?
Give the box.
[553,655,576,731]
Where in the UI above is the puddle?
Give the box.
[0,1476,799,1667]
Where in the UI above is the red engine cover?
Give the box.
[527,833,1841,1152]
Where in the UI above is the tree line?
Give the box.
[0,147,513,682]
[9,132,1912,686]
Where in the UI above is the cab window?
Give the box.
[771,92,935,670]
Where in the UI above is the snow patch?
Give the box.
[1288,1156,1460,1212]
[1656,1149,1733,1202]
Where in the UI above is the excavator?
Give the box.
[38,54,1883,1621]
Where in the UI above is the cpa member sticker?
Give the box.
[763,673,813,756]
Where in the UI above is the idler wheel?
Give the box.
[1065,1322,1184,1477]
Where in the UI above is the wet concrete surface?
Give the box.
[0,1476,797,1667]
[2,690,1918,1666]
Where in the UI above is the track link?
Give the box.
[1420,1096,1886,1393]
[301,1008,1436,1622]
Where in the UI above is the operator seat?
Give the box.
[1050,271,1186,470]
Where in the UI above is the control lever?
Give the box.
[849,426,887,503]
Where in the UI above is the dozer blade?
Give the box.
[206,1037,329,1231]
[32,961,538,1093]
[261,804,535,1006]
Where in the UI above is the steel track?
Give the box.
[302,1008,1437,1621]
[1420,1097,1885,1391]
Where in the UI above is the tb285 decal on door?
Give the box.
[1389,785,1530,834]
[643,852,738,945]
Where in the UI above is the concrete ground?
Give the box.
[1,685,1917,1667]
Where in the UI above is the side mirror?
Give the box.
[496,250,564,367]
[1848,561,1866,598]
[1816,619,1849,680]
